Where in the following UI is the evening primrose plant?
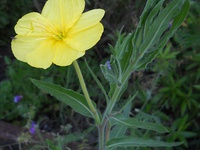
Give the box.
[11,0,190,149]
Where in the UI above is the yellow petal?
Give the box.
[14,12,56,37]
[53,41,85,66]
[11,35,45,62]
[25,39,56,69]
[42,0,85,30]
[64,23,104,51]
[67,9,105,35]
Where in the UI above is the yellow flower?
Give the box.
[11,0,105,69]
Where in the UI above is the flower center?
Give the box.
[53,26,68,41]
[57,32,65,40]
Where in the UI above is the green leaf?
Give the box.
[132,0,189,71]
[0,80,12,93]
[45,139,61,150]
[178,131,197,138]
[135,109,161,124]
[137,0,158,28]
[113,31,132,61]
[171,0,190,31]
[136,50,159,70]
[85,60,109,103]
[194,85,200,90]
[119,92,138,113]
[139,0,184,54]
[118,33,134,73]
[144,0,165,37]
[156,0,190,50]
[31,79,94,118]
[106,137,182,149]
[109,31,134,75]
[109,125,127,140]
[100,56,121,85]
[110,115,168,133]
[132,0,161,49]
[110,97,134,139]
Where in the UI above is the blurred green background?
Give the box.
[0,0,199,149]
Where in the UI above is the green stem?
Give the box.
[98,116,109,150]
[73,60,100,125]
[104,51,145,116]
[99,34,150,149]
[97,66,132,150]
[98,125,105,150]
[105,86,121,115]
[103,65,132,118]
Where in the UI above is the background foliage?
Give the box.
[0,0,199,149]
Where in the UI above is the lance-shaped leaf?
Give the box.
[106,137,182,149]
[110,115,168,133]
[85,60,109,103]
[139,0,184,54]
[143,0,165,37]
[155,0,190,49]
[109,96,136,139]
[31,79,94,118]
[135,0,190,70]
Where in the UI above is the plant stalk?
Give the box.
[103,64,132,118]
[97,66,132,150]
[73,60,100,125]
[98,115,109,150]
[98,125,105,150]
